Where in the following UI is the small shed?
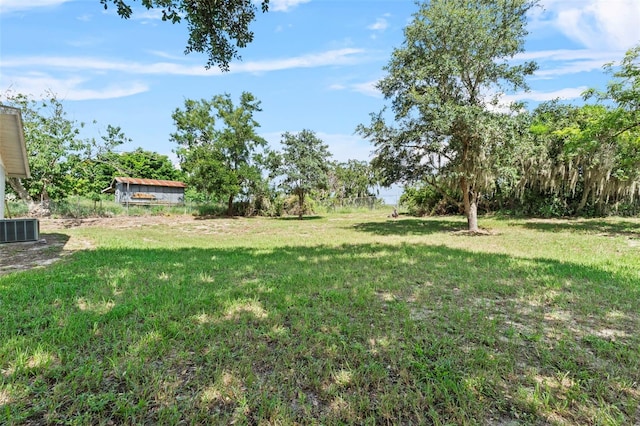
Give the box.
[103,177,186,206]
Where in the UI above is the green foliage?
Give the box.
[400,184,460,216]
[171,92,266,216]
[358,0,539,231]
[195,202,229,217]
[2,93,81,201]
[328,160,379,201]
[50,196,121,218]
[1,92,127,208]
[80,148,183,198]
[100,0,269,70]
[517,43,640,215]
[115,148,181,180]
[270,129,332,219]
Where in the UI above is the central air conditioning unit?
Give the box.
[0,218,39,243]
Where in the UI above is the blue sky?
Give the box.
[2,0,640,202]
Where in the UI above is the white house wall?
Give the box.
[0,160,5,219]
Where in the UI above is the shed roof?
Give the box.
[0,106,31,178]
[103,177,187,193]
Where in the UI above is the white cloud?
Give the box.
[66,36,104,48]
[147,50,189,61]
[516,49,624,79]
[131,8,165,21]
[516,49,617,62]
[537,0,640,51]
[1,56,212,76]
[368,18,388,32]
[232,48,365,73]
[0,0,71,13]
[2,48,366,77]
[502,86,588,104]
[330,79,381,98]
[0,49,368,101]
[534,60,613,79]
[352,81,382,98]
[270,0,310,12]
[1,73,148,101]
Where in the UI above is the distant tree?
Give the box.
[171,92,266,215]
[1,92,126,215]
[329,160,379,201]
[100,0,269,70]
[80,147,181,197]
[272,130,332,219]
[357,0,538,231]
[69,125,132,198]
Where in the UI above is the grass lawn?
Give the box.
[1,212,639,425]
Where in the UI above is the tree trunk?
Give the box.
[461,177,479,232]
[467,196,478,232]
[576,185,591,214]
[7,177,38,215]
[298,191,305,220]
[227,194,234,216]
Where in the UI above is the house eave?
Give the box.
[0,106,31,179]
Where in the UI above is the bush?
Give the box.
[282,195,316,217]
[400,185,460,216]
[195,203,228,217]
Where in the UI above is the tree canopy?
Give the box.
[328,160,379,201]
[171,92,266,215]
[270,130,332,219]
[357,0,538,231]
[81,148,182,198]
[100,0,269,70]
[1,92,127,214]
[516,46,640,215]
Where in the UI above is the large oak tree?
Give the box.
[358,0,538,231]
[101,0,269,70]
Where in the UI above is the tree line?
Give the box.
[1,91,380,218]
[3,0,639,225]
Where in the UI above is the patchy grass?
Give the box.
[1,213,639,425]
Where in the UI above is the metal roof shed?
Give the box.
[103,177,186,206]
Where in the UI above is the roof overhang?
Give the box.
[0,105,31,178]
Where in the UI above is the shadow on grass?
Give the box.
[275,215,324,221]
[1,242,638,424]
[194,215,242,221]
[352,218,465,235]
[513,219,640,238]
[0,232,70,277]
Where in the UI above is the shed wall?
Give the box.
[115,182,184,205]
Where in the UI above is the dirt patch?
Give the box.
[0,233,74,276]
[0,215,197,277]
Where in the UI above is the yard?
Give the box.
[1,212,639,424]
